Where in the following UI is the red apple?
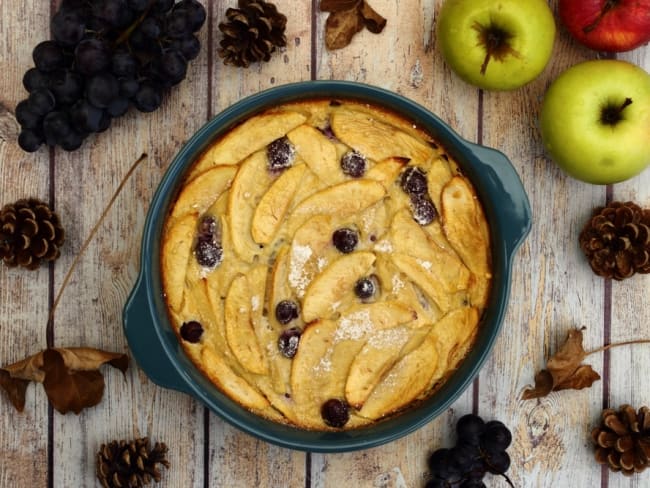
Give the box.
[559,0,650,52]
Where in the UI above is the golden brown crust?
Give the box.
[161,99,492,430]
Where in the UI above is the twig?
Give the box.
[46,153,148,326]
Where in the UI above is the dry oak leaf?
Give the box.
[321,0,386,50]
[523,328,601,399]
[0,347,128,414]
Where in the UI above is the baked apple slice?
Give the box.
[441,176,491,307]
[161,212,197,312]
[358,326,440,420]
[302,251,376,323]
[345,325,411,409]
[287,124,344,186]
[251,163,307,245]
[201,346,271,412]
[365,156,409,189]
[189,110,307,179]
[286,179,386,235]
[330,108,435,166]
[169,166,237,223]
[227,151,274,262]
[224,273,268,375]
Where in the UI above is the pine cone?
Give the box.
[579,201,650,280]
[96,437,170,488]
[592,405,650,475]
[217,0,287,68]
[0,198,65,270]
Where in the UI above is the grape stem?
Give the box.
[46,153,148,328]
[113,0,156,47]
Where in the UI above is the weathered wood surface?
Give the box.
[0,1,649,487]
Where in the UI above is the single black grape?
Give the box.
[332,227,358,253]
[424,479,447,488]
[160,49,187,85]
[23,68,50,92]
[86,72,119,108]
[119,78,140,98]
[139,16,162,38]
[452,442,482,473]
[278,328,301,358]
[106,97,129,117]
[457,414,486,446]
[51,9,86,46]
[18,129,44,152]
[340,150,367,178]
[94,0,133,28]
[195,240,223,268]
[459,480,486,488]
[175,0,206,32]
[170,35,201,61]
[111,51,139,78]
[59,129,85,151]
[42,111,72,146]
[171,35,201,61]
[70,99,105,132]
[28,89,56,116]
[484,450,510,475]
[400,166,428,195]
[428,448,463,483]
[75,38,111,75]
[127,0,149,11]
[133,83,162,112]
[197,215,217,241]
[480,420,512,452]
[275,300,299,325]
[152,0,174,13]
[354,276,378,301]
[15,100,43,129]
[410,193,437,226]
[166,9,191,39]
[320,399,349,428]
[33,41,65,72]
[49,70,83,104]
[180,320,203,343]
[266,137,295,172]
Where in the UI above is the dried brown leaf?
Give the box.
[523,328,601,399]
[325,8,364,50]
[0,347,128,414]
[359,1,386,33]
[320,0,361,12]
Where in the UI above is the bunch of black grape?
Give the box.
[17,0,206,152]
[425,414,514,488]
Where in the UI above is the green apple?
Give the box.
[540,60,650,185]
[437,0,556,91]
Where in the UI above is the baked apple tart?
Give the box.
[161,99,492,430]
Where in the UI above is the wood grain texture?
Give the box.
[607,46,650,488]
[206,1,310,486]
[0,0,649,487]
[0,0,52,485]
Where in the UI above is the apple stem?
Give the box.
[601,98,633,125]
[583,0,618,34]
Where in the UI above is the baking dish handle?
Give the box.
[123,274,192,394]
[468,143,532,256]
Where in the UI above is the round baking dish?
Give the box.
[123,81,531,452]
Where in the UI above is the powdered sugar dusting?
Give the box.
[368,328,409,349]
[317,256,328,271]
[391,274,405,293]
[289,244,313,297]
[417,259,432,271]
[251,295,260,311]
[374,239,393,253]
[335,310,373,342]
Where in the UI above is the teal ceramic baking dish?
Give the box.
[123,81,531,453]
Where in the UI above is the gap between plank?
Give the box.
[204,1,215,485]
